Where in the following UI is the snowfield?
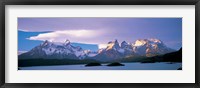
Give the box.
[19,62,182,70]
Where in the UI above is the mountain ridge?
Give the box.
[19,38,176,61]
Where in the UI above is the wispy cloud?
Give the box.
[18,29,29,32]
[18,51,27,55]
[27,29,107,44]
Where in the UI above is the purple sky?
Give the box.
[18,18,182,50]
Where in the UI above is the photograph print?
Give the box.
[18,18,182,70]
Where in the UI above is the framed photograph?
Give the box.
[0,0,199,88]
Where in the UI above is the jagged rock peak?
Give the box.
[121,41,128,45]
[64,39,71,45]
[133,38,163,46]
[148,38,162,43]
[41,40,51,46]
[121,41,129,48]
[106,39,120,50]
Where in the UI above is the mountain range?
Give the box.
[19,38,175,61]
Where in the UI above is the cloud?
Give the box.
[18,29,30,32]
[18,51,27,55]
[98,44,108,49]
[27,29,106,44]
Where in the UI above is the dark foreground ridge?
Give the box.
[107,62,125,66]
[18,58,99,67]
[177,67,182,70]
[85,62,102,67]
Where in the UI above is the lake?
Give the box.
[19,62,182,70]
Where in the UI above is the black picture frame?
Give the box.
[0,0,200,88]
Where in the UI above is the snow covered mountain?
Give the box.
[18,40,96,59]
[92,38,175,61]
[132,39,175,57]
[19,38,175,61]
[93,40,126,61]
[121,41,135,56]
